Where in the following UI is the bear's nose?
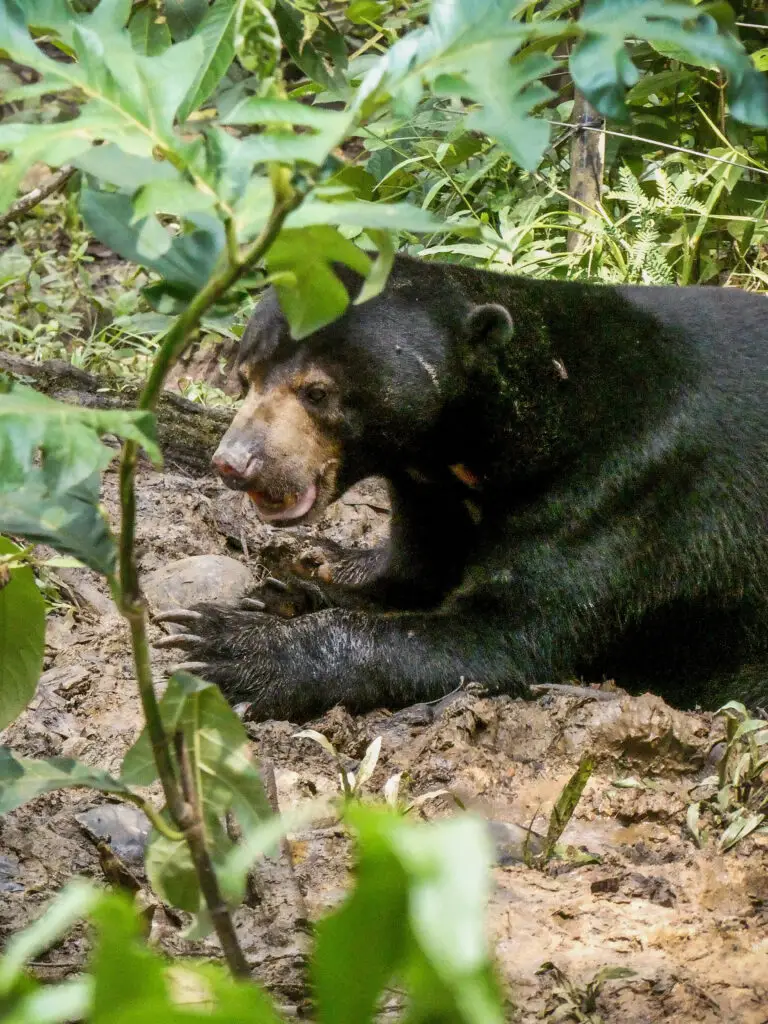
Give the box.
[211,446,264,487]
[212,454,244,480]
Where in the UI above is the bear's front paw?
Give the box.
[153,603,293,707]
[243,575,334,619]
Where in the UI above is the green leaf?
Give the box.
[144,813,234,912]
[21,0,78,40]
[177,0,241,121]
[0,381,159,572]
[92,898,285,1023]
[541,754,595,863]
[2,978,92,1024]
[2,885,284,1023]
[223,96,352,133]
[0,245,31,288]
[237,132,342,167]
[572,0,768,125]
[387,813,502,1024]
[0,473,116,577]
[753,47,768,73]
[164,0,208,41]
[0,748,135,815]
[80,185,224,289]
[0,4,206,213]
[128,4,172,55]
[463,50,553,171]
[314,807,503,1024]
[726,65,768,128]
[274,0,347,94]
[0,121,99,213]
[122,672,270,908]
[625,68,698,105]
[85,0,133,34]
[347,0,384,25]
[90,894,168,1022]
[286,198,445,232]
[0,538,45,731]
[73,145,180,191]
[192,966,285,1024]
[0,383,160,486]
[355,0,552,169]
[121,672,270,824]
[132,179,217,220]
[719,811,765,852]
[266,226,372,339]
[353,229,395,306]
[569,33,640,121]
[313,811,409,1024]
[222,97,352,166]
[0,881,99,996]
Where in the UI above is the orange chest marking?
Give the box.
[449,463,481,489]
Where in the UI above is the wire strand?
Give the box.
[544,118,768,178]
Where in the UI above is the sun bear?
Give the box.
[158,255,768,721]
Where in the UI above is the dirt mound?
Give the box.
[2,462,766,1022]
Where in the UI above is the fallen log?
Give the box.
[0,353,232,476]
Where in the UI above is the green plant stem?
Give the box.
[118,191,302,605]
[115,183,303,978]
[124,607,187,820]
[120,792,184,842]
[175,730,251,979]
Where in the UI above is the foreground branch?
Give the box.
[176,731,252,979]
[115,186,303,979]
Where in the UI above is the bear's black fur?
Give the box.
[161,256,768,721]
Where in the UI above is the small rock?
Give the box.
[76,804,150,866]
[488,820,546,865]
[591,875,622,895]
[624,871,676,907]
[0,853,23,893]
[143,554,254,617]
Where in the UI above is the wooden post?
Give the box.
[567,91,605,253]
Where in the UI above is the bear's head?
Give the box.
[212,259,513,525]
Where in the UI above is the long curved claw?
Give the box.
[155,608,204,625]
[241,597,266,611]
[153,634,204,649]
[264,576,289,592]
[170,661,210,675]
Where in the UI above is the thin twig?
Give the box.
[0,166,75,229]
[175,730,251,979]
[530,682,621,702]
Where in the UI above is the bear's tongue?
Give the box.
[247,482,317,522]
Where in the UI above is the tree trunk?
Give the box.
[567,91,605,254]
[0,353,232,476]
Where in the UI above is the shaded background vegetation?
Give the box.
[3,0,766,402]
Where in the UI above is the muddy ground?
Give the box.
[1,454,767,1022]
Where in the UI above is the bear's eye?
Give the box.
[304,384,329,406]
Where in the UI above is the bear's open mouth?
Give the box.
[247,482,318,522]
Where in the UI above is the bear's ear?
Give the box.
[464,303,514,345]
